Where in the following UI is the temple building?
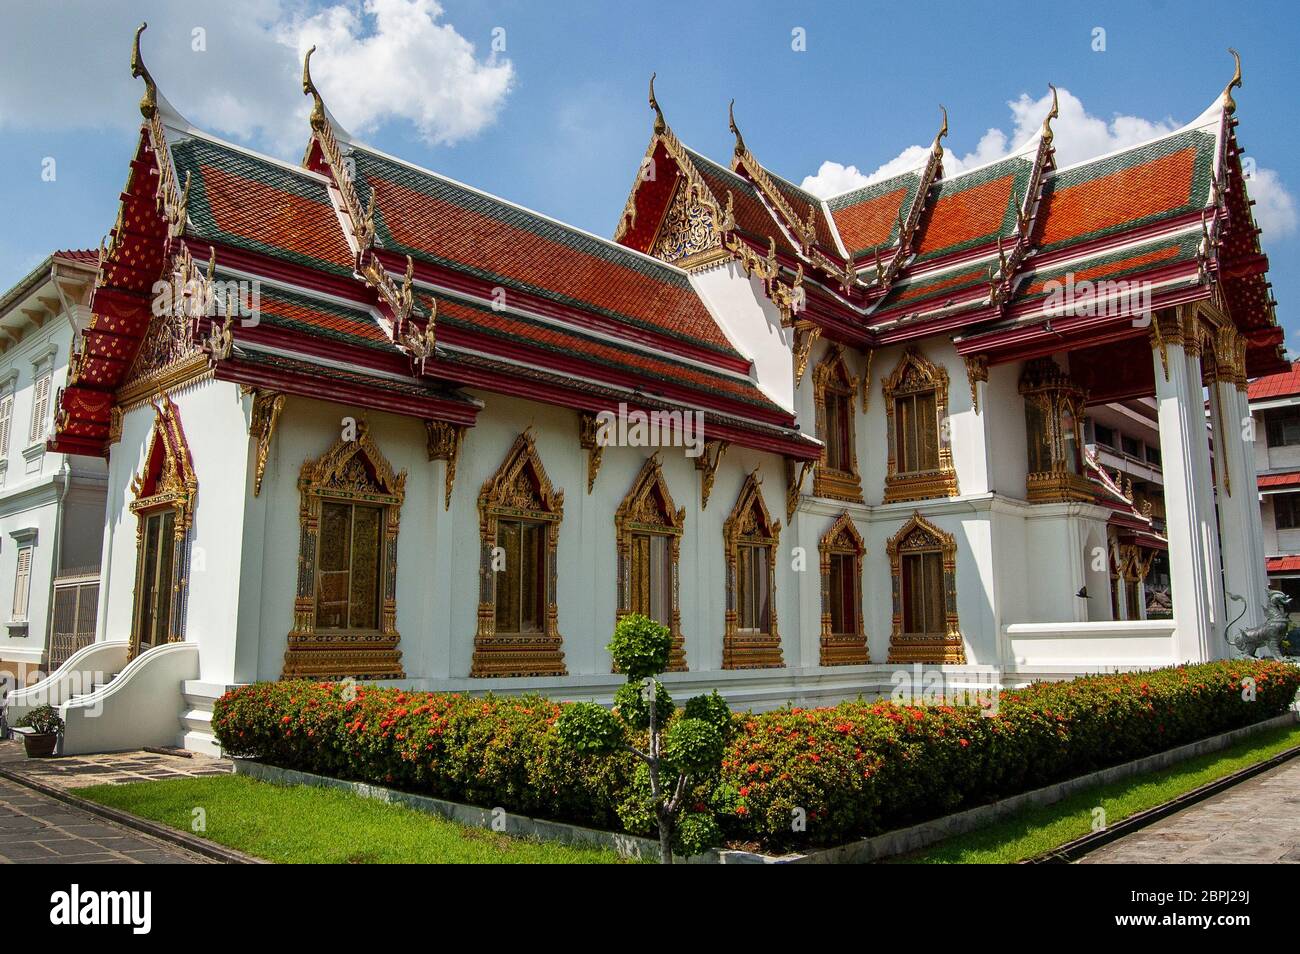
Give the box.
[5,27,1283,755]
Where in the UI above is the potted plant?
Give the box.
[14,705,63,758]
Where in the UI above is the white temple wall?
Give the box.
[689,262,795,413]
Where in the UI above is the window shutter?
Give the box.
[0,393,12,456]
[13,546,32,619]
[29,371,51,443]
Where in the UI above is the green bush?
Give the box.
[607,613,672,679]
[213,659,1300,854]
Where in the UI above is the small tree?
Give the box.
[555,614,732,863]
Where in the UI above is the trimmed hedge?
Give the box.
[213,660,1299,853]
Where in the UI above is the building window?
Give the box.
[723,471,782,668]
[127,396,196,661]
[316,501,383,631]
[28,365,52,444]
[0,388,13,460]
[886,511,964,663]
[901,550,945,635]
[1275,493,1300,530]
[283,421,405,680]
[1145,445,1162,466]
[882,347,957,503]
[812,345,863,501]
[133,508,176,649]
[1019,358,1093,502]
[472,430,566,678]
[494,518,546,634]
[1121,434,1141,458]
[615,455,685,670]
[1266,408,1300,448]
[1093,423,1115,448]
[819,512,867,665]
[11,545,33,622]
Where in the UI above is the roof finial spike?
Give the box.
[1041,84,1060,147]
[302,45,327,131]
[729,99,747,157]
[932,104,948,160]
[1223,48,1242,115]
[130,22,158,120]
[648,72,666,135]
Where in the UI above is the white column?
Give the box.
[1211,375,1269,633]
[1185,339,1227,656]
[1152,315,1220,662]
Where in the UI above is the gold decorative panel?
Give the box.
[886,511,965,664]
[282,422,406,680]
[614,455,686,671]
[819,512,868,665]
[722,471,783,669]
[127,394,197,661]
[471,430,567,677]
[882,347,958,503]
[812,344,864,503]
[1019,358,1093,503]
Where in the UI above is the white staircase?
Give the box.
[179,681,226,757]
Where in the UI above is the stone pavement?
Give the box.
[0,776,212,863]
[1081,756,1300,864]
[0,739,234,864]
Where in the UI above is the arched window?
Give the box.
[283,421,406,680]
[1019,358,1092,502]
[886,511,965,663]
[472,430,566,677]
[882,347,957,503]
[128,394,196,661]
[819,512,868,665]
[813,345,863,502]
[615,455,686,670]
[723,471,782,669]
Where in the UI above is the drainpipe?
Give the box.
[43,458,71,670]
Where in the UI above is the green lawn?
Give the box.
[898,722,1300,864]
[77,775,630,864]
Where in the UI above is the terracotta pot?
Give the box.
[22,732,57,758]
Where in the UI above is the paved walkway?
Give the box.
[0,776,212,863]
[1081,756,1300,864]
[0,740,233,864]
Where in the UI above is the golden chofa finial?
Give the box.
[648,72,666,135]
[932,104,948,160]
[1223,48,1242,115]
[729,99,747,157]
[1042,84,1060,147]
[302,45,327,131]
[130,22,157,120]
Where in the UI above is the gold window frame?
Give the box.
[471,430,567,677]
[819,511,868,665]
[1019,358,1094,502]
[812,344,864,502]
[886,511,965,664]
[723,471,783,669]
[282,422,406,680]
[882,347,958,503]
[614,455,686,671]
[127,394,197,661]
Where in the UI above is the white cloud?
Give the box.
[799,87,1295,240]
[286,0,513,147]
[1246,167,1298,240]
[0,0,512,156]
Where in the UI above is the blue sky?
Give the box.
[1,0,1296,346]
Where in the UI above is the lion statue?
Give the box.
[1226,590,1293,659]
